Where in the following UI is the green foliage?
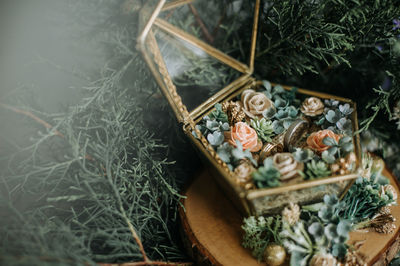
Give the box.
[252,158,280,188]
[250,118,275,142]
[339,176,395,222]
[282,195,351,263]
[305,160,331,180]
[216,141,257,170]
[281,221,316,266]
[292,148,315,163]
[242,216,282,261]
[316,100,354,134]
[261,81,301,134]
[208,103,229,123]
[193,112,230,147]
[321,135,354,164]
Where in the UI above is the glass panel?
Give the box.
[159,0,255,66]
[154,29,241,111]
[250,181,351,216]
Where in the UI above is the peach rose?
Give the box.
[228,122,262,152]
[307,129,341,153]
[240,89,274,119]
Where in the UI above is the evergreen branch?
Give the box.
[0,103,64,138]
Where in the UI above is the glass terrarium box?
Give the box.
[137,0,362,216]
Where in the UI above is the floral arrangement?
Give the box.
[241,155,397,265]
[194,81,357,189]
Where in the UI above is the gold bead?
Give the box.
[263,244,286,266]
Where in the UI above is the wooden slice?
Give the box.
[179,166,400,266]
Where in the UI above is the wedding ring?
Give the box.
[284,119,309,150]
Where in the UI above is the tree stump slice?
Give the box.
[179,166,400,265]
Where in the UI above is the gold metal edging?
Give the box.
[249,0,260,72]
[153,18,251,74]
[138,0,166,49]
[246,174,358,200]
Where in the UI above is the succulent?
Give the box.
[261,81,301,134]
[321,135,354,164]
[252,158,281,188]
[250,118,275,142]
[216,141,257,170]
[281,221,316,266]
[262,80,300,107]
[307,220,350,259]
[316,100,354,134]
[208,103,229,123]
[207,131,225,146]
[270,106,299,134]
[292,148,315,163]
[305,160,331,180]
[192,113,230,147]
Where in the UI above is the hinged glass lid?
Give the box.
[138,0,260,122]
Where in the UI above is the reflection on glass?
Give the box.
[154,30,240,111]
[159,0,254,66]
[250,181,350,215]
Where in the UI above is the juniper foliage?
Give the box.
[1,0,400,265]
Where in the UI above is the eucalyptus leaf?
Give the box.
[207,131,224,146]
[323,137,337,146]
[336,220,351,236]
[308,222,324,238]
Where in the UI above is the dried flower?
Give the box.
[282,203,300,225]
[307,129,341,153]
[240,89,275,119]
[330,152,357,176]
[272,153,304,181]
[310,253,337,266]
[228,122,262,152]
[221,101,245,125]
[301,97,324,117]
[357,207,397,234]
[234,161,255,189]
[379,184,398,203]
[342,250,367,266]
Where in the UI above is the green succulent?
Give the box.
[261,81,301,134]
[208,103,229,123]
[316,100,354,134]
[250,118,275,142]
[281,221,316,266]
[292,148,315,163]
[252,158,280,188]
[270,106,299,134]
[321,135,354,164]
[192,109,230,147]
[216,141,257,170]
[262,80,300,107]
[305,160,331,180]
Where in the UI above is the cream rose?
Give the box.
[240,89,274,119]
[228,122,262,152]
[272,153,304,181]
[300,97,324,117]
[307,129,341,153]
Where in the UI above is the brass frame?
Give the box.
[137,0,361,216]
